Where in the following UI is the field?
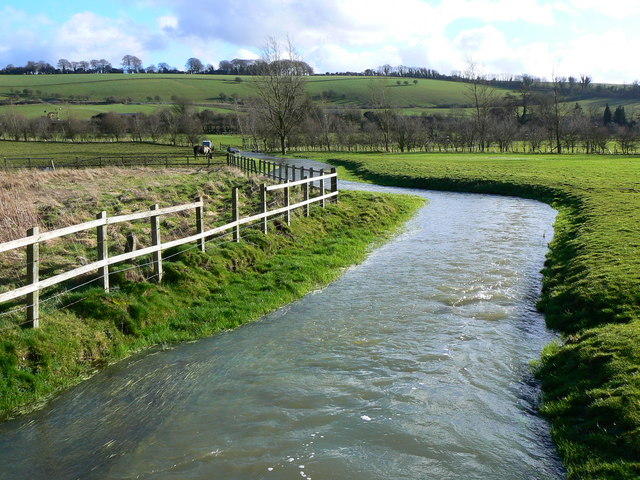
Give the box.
[300,151,640,479]
[1,74,638,121]
[0,136,243,159]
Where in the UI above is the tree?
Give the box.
[464,59,496,152]
[57,59,72,73]
[367,78,395,152]
[185,57,204,74]
[250,37,310,154]
[613,105,627,126]
[603,104,612,126]
[121,55,143,73]
[550,73,566,153]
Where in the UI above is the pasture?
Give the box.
[0,103,237,120]
[302,151,640,479]
[0,137,242,159]
[1,74,638,120]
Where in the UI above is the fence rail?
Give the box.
[1,154,225,170]
[0,155,338,328]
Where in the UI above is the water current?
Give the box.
[0,172,565,479]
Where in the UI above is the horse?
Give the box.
[193,145,213,160]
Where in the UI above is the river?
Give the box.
[0,172,564,479]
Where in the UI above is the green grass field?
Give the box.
[0,74,480,106]
[299,151,640,480]
[0,102,237,120]
[0,136,243,159]
[2,74,636,120]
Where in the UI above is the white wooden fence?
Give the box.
[0,159,338,327]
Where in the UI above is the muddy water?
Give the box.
[0,180,564,479]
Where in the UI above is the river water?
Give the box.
[0,177,564,479]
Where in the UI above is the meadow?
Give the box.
[1,74,638,120]
[0,136,242,159]
[300,151,640,479]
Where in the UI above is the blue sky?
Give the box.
[1,0,640,83]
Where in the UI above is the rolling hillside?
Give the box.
[0,73,637,119]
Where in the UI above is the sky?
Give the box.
[1,0,640,83]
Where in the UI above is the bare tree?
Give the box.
[185,57,204,74]
[250,37,310,154]
[464,59,496,152]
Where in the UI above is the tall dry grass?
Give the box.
[0,167,197,243]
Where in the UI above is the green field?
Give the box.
[0,137,243,159]
[2,74,637,120]
[0,74,480,106]
[300,151,640,480]
[0,102,237,120]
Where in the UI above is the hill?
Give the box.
[0,73,638,122]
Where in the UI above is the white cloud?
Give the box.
[565,0,640,18]
[158,15,178,31]
[51,12,164,65]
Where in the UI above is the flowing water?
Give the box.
[0,178,565,479]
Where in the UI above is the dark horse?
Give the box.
[193,145,213,160]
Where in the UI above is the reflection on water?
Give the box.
[0,180,565,479]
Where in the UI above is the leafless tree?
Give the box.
[250,37,310,154]
[185,57,204,74]
[464,59,496,152]
[367,78,396,152]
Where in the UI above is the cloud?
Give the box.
[51,12,166,64]
[565,0,640,19]
[0,7,54,65]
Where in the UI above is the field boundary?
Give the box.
[1,153,224,170]
[0,155,338,327]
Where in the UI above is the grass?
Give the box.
[0,103,238,120]
[2,74,637,119]
[0,165,425,422]
[298,151,640,479]
[0,136,242,159]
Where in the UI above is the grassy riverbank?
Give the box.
[299,151,640,480]
[0,166,425,420]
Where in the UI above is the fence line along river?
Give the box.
[0,176,565,479]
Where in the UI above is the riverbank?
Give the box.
[298,152,640,480]
[0,166,425,420]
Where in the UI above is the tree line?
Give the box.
[1,94,637,155]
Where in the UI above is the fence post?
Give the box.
[292,165,297,182]
[196,196,205,252]
[97,211,109,292]
[285,164,289,183]
[285,185,291,225]
[232,187,240,242]
[261,184,268,234]
[26,226,40,328]
[150,204,163,282]
[331,167,338,204]
[320,169,326,208]
[303,176,310,217]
